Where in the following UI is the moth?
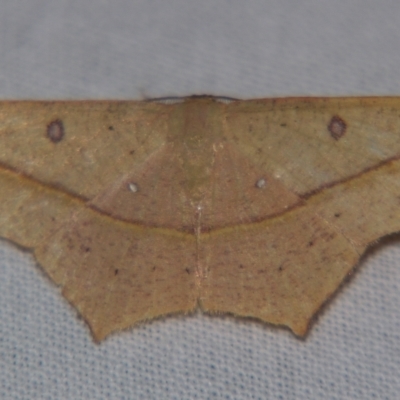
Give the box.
[1,96,399,341]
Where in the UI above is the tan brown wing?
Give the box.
[1,96,400,340]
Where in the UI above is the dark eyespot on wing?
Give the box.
[328,115,347,140]
[46,119,64,143]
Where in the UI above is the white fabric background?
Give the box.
[1,1,400,399]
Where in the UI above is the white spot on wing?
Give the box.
[256,178,267,189]
[128,182,139,193]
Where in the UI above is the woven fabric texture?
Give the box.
[1,1,400,399]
